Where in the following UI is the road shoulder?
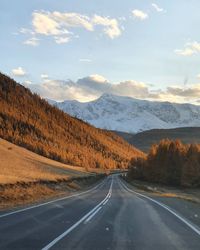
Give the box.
[121,177,200,228]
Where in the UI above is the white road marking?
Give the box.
[0,178,107,219]
[83,177,112,222]
[103,199,109,206]
[84,206,102,224]
[119,178,200,237]
[41,178,113,250]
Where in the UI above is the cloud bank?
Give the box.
[22,74,200,104]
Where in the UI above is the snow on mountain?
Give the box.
[52,94,200,133]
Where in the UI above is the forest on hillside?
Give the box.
[128,139,200,187]
[0,73,143,169]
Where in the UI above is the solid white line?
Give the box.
[84,206,102,224]
[0,177,107,219]
[102,199,109,206]
[41,177,113,250]
[42,205,102,250]
[119,178,200,237]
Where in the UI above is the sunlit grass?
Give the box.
[0,138,88,184]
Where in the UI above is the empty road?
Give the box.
[0,175,200,250]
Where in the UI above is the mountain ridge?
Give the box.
[53,93,200,133]
[114,127,200,152]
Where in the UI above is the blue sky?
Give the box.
[1,0,200,103]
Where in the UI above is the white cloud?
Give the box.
[175,41,200,56]
[132,9,148,20]
[167,85,200,98]
[24,80,32,85]
[191,41,200,51]
[52,11,94,31]
[22,11,122,45]
[54,36,71,44]
[32,11,62,36]
[29,79,96,102]
[79,58,92,63]
[41,74,49,79]
[76,75,110,94]
[88,74,108,83]
[24,37,40,46]
[92,15,121,39]
[175,48,196,56]
[12,67,27,77]
[112,80,149,98]
[20,28,35,35]
[151,3,164,12]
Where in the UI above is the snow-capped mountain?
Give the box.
[52,94,200,133]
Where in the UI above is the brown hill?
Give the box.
[0,73,143,169]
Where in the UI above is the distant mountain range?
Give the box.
[53,94,200,134]
[114,127,200,152]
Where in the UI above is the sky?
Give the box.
[1,0,200,103]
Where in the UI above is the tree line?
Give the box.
[128,139,200,187]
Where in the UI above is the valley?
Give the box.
[2,1,200,249]
[1,74,200,249]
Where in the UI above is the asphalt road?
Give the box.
[0,175,200,250]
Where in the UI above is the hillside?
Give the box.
[0,138,106,209]
[53,93,200,133]
[115,127,200,152]
[0,138,88,184]
[0,73,142,170]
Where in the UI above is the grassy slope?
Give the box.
[0,138,88,184]
[0,138,106,209]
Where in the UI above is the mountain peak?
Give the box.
[99,93,117,99]
[55,95,200,133]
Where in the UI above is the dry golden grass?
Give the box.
[159,193,180,198]
[0,138,88,184]
[0,175,104,209]
[127,179,200,204]
[0,184,56,209]
[0,138,107,209]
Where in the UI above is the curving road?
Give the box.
[0,175,200,250]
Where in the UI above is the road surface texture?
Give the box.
[0,175,200,250]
